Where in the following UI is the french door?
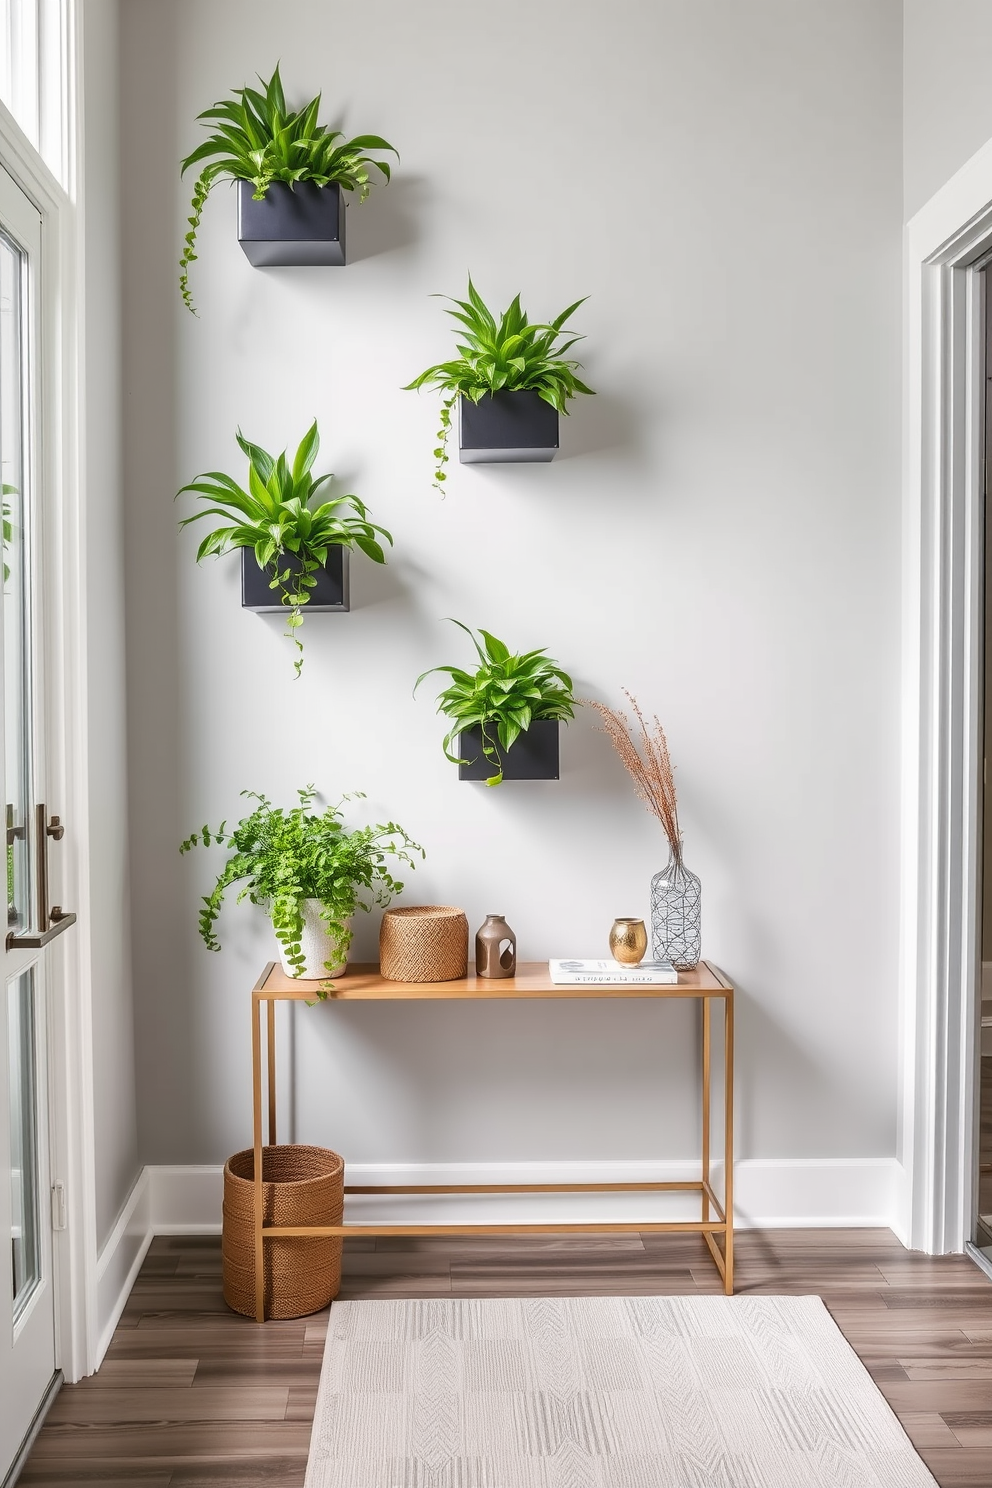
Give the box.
[0,162,72,1478]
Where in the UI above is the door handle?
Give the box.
[5,804,76,950]
[7,909,77,950]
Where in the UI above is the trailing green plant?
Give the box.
[403,278,594,491]
[179,64,397,312]
[180,786,423,993]
[415,619,576,786]
[177,420,392,677]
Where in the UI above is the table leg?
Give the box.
[702,996,711,1225]
[267,997,277,1146]
[252,994,265,1323]
[724,991,734,1295]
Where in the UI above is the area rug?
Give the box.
[304,1295,937,1488]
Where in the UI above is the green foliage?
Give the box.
[180,786,423,993]
[403,278,594,490]
[177,420,392,677]
[415,620,576,786]
[2,483,14,584]
[179,64,397,312]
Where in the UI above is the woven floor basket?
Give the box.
[379,904,468,982]
[222,1144,344,1320]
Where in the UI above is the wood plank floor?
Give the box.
[18,1229,992,1487]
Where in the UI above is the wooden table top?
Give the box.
[255,960,732,1001]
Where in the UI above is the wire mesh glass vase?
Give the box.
[651,855,701,969]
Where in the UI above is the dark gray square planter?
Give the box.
[237,179,346,267]
[459,390,559,463]
[457,719,560,781]
[241,546,350,613]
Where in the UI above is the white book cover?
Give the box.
[549,959,679,985]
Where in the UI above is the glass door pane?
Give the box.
[7,967,38,1317]
[0,226,31,940]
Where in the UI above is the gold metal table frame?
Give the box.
[250,960,735,1321]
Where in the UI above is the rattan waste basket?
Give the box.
[222,1144,344,1320]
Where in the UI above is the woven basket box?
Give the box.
[379,905,468,982]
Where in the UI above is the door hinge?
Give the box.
[51,1180,66,1231]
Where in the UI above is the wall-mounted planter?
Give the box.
[241,547,350,613]
[238,180,346,267]
[457,719,560,781]
[459,390,559,464]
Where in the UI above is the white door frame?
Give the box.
[901,139,992,1254]
[0,94,98,1380]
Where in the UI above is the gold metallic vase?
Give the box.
[609,917,648,965]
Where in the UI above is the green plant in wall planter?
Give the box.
[403,278,594,491]
[179,64,397,311]
[415,620,576,785]
[178,420,391,677]
[180,787,423,993]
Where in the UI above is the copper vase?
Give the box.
[609,917,648,965]
[475,914,516,978]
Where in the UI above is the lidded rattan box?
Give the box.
[379,905,468,982]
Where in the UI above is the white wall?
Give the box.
[903,0,992,220]
[78,0,140,1251]
[120,0,904,1207]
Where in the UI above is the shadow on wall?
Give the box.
[557,387,648,464]
[344,174,430,263]
[121,0,196,1161]
[731,982,829,1165]
[343,550,434,613]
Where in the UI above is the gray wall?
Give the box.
[79,0,140,1249]
[904,0,992,218]
[120,0,904,1184]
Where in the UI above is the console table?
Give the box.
[249,960,735,1320]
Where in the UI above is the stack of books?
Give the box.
[548,959,678,985]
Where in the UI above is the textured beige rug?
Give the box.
[305,1295,937,1488]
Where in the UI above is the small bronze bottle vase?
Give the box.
[475,914,516,978]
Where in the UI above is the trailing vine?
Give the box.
[404,279,594,493]
[179,65,396,313]
[177,420,392,678]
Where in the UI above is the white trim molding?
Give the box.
[901,135,992,1254]
[94,1169,149,1364]
[0,88,100,1386]
[94,1166,221,1362]
[92,1155,904,1366]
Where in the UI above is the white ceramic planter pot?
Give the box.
[276,900,349,979]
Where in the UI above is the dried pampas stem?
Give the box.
[589,691,683,868]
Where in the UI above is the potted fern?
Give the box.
[181,787,423,989]
[403,279,594,489]
[415,620,576,785]
[177,420,392,677]
[179,65,397,310]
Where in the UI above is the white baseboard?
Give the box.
[94,1167,151,1366]
[93,1164,223,1369]
[341,1158,903,1230]
[147,1164,225,1233]
[92,1155,905,1370]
